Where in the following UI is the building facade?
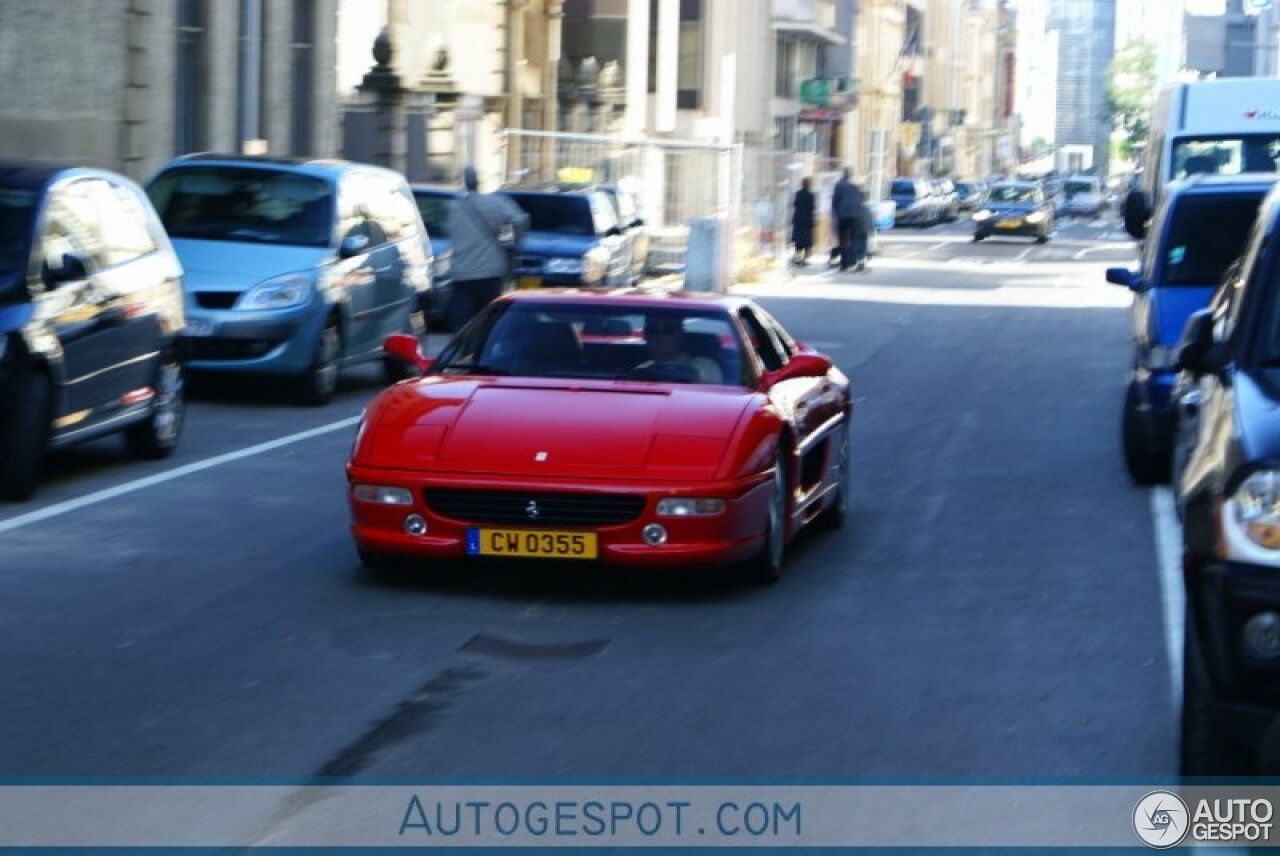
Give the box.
[0,0,339,182]
[1047,0,1115,175]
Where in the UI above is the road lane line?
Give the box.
[0,415,362,535]
[1150,487,1185,711]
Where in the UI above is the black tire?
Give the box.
[383,303,426,384]
[1035,231,1050,244]
[357,546,401,569]
[972,232,985,242]
[816,426,848,530]
[295,318,341,406]
[1123,383,1168,485]
[0,367,50,502]
[125,356,184,459]
[1182,608,1253,776]
[743,455,789,584]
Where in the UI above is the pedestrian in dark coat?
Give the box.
[791,177,816,266]
[831,168,866,271]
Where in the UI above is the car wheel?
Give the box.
[1035,231,1050,244]
[1182,607,1253,776]
[972,232,985,242]
[383,304,425,384]
[815,426,848,530]
[296,318,341,406]
[1122,383,1168,485]
[0,367,50,502]
[125,355,185,459]
[744,455,789,584]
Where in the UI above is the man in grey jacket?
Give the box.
[446,165,530,331]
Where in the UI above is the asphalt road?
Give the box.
[0,215,1164,781]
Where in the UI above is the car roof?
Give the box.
[0,161,133,191]
[494,287,752,313]
[410,184,459,196]
[162,153,383,180]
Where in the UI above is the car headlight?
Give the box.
[352,484,414,506]
[1026,211,1047,224]
[972,210,993,221]
[545,257,584,275]
[582,248,609,284]
[235,272,313,311]
[656,498,726,517]
[1145,345,1179,371]
[1223,470,1280,562]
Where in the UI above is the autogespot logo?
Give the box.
[1134,791,1190,849]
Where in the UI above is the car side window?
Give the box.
[590,194,618,235]
[738,307,786,372]
[755,307,796,360]
[368,178,419,243]
[99,181,159,266]
[1221,219,1267,341]
[37,184,104,278]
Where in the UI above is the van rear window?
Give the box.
[1172,137,1280,180]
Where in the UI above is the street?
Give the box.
[0,214,1166,780]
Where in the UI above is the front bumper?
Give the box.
[974,217,1045,237]
[346,466,773,569]
[1189,559,1280,752]
[177,298,324,377]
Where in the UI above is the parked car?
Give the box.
[1110,173,1278,484]
[954,180,987,211]
[1064,175,1105,218]
[597,184,648,285]
[410,185,456,328]
[349,290,852,583]
[0,163,186,500]
[147,155,431,404]
[500,188,631,287]
[971,181,1053,242]
[889,178,939,226]
[931,178,960,222]
[1168,180,1280,775]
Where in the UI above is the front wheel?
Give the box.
[972,232,985,242]
[125,356,185,459]
[0,367,50,501]
[295,318,341,406]
[743,456,789,584]
[1122,383,1168,485]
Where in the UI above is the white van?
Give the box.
[1124,78,1280,238]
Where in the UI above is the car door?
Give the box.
[333,174,382,354]
[33,179,137,424]
[365,176,419,344]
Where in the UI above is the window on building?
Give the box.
[290,0,315,156]
[647,0,703,109]
[175,0,208,155]
[776,35,795,98]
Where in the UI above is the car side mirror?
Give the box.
[339,232,371,259]
[1177,309,1227,376]
[43,252,88,287]
[1123,189,1149,240]
[759,353,832,390]
[605,225,623,238]
[630,218,645,229]
[1106,267,1142,291]
[383,334,432,375]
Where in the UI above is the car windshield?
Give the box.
[433,301,746,386]
[505,194,595,236]
[1172,136,1280,180]
[890,180,916,197]
[988,185,1038,203]
[1159,192,1266,286]
[147,167,333,247]
[414,193,451,239]
[0,187,38,284]
[1064,180,1096,196]
[955,183,973,194]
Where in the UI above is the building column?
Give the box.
[625,0,650,134]
[655,0,678,133]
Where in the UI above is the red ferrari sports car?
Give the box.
[346,290,851,582]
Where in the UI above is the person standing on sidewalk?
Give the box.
[790,177,816,267]
[446,165,529,331]
[831,168,864,271]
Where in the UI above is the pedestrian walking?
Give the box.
[831,168,865,271]
[446,165,529,331]
[790,178,816,267]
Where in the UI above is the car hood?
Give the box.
[1151,286,1215,347]
[171,239,330,291]
[356,377,757,481]
[520,232,599,257]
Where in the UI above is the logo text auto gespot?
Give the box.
[1243,110,1280,121]
[1192,799,1274,843]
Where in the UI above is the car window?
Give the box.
[0,187,39,283]
[988,185,1036,204]
[414,193,452,238]
[37,190,99,279]
[505,194,596,237]
[1158,193,1265,287]
[590,194,619,233]
[1173,136,1280,179]
[366,178,420,243]
[890,180,916,197]
[148,166,333,248]
[737,307,786,372]
[98,181,159,266]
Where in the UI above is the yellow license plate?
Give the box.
[517,276,542,290]
[997,218,1022,228]
[466,528,597,559]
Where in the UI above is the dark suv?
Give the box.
[0,163,186,500]
[1174,181,1280,774]
[501,189,631,288]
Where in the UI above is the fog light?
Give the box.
[642,524,667,546]
[403,514,428,537]
[1244,612,1280,660]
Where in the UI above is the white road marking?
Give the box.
[0,415,363,536]
[1150,487,1185,712]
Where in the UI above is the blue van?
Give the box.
[1111,173,1280,483]
[147,155,431,404]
